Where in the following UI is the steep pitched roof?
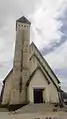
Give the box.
[30,54,60,91]
[3,69,13,84]
[30,42,60,84]
[0,69,13,103]
[16,16,31,25]
[26,66,50,87]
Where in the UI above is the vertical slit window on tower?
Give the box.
[21,50,23,72]
[24,25,26,27]
[19,77,22,92]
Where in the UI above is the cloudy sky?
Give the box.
[0,0,67,92]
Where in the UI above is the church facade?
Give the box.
[1,16,60,105]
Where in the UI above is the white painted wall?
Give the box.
[28,68,59,103]
[28,69,49,103]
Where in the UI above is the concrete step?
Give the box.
[16,103,55,113]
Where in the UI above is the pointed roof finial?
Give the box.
[16,16,31,25]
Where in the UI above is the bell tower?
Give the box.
[10,16,31,104]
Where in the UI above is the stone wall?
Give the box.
[10,21,30,104]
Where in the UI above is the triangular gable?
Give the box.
[30,53,59,91]
[30,42,60,84]
[26,66,50,87]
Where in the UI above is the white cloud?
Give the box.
[45,41,67,69]
[30,0,64,49]
[29,0,67,92]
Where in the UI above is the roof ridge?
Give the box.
[26,66,50,86]
[30,54,59,91]
[30,42,60,84]
[16,16,31,25]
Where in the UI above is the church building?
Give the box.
[1,16,61,105]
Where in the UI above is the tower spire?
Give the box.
[10,16,31,104]
[16,16,31,25]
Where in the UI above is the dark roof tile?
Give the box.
[16,16,31,25]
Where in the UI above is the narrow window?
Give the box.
[21,50,23,72]
[45,117,48,119]
[19,77,22,92]
[24,25,26,27]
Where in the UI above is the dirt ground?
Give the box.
[0,104,67,119]
[0,111,67,119]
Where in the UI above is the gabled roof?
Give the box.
[29,53,60,91]
[0,69,13,103]
[26,66,50,87]
[30,42,60,84]
[16,16,31,25]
